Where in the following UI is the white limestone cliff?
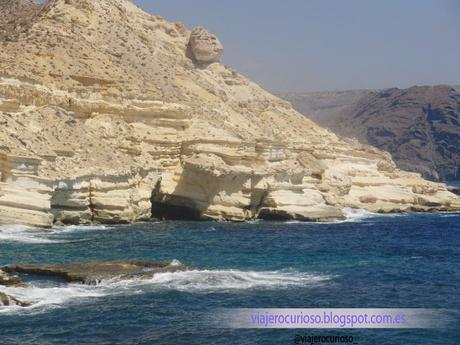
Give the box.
[0,0,458,227]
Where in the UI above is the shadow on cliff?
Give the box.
[150,169,266,221]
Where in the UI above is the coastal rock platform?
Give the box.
[4,260,188,286]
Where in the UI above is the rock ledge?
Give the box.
[4,260,187,285]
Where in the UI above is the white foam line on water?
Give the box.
[342,208,379,222]
[0,225,63,244]
[0,263,333,314]
[0,224,111,244]
[146,269,332,292]
[0,284,106,315]
[280,209,379,225]
[438,212,460,217]
[339,208,406,223]
[49,224,111,233]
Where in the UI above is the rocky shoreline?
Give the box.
[0,0,459,228]
[0,269,30,307]
[0,260,187,308]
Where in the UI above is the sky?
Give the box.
[133,0,460,93]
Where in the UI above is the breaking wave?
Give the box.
[48,224,110,233]
[0,225,62,244]
[147,269,331,292]
[0,224,110,244]
[342,208,378,222]
[0,265,332,314]
[281,209,380,225]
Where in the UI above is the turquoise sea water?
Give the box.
[0,211,459,344]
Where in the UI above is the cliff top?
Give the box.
[0,0,346,178]
[0,0,329,142]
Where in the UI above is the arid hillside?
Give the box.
[0,0,458,227]
[282,85,460,181]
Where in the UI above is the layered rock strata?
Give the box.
[281,86,460,181]
[0,0,458,227]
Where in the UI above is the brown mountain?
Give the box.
[281,85,460,181]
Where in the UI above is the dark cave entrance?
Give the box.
[150,202,202,221]
[150,180,202,221]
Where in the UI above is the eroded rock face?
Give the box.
[187,26,224,64]
[0,0,458,227]
[0,0,42,41]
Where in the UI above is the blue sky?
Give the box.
[134,0,460,92]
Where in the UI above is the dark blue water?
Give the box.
[0,212,459,345]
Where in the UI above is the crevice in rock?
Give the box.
[88,180,95,222]
[251,189,269,219]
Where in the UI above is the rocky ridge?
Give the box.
[281,86,460,181]
[0,0,458,227]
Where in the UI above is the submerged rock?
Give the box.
[0,292,31,307]
[4,260,187,285]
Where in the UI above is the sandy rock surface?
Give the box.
[0,0,458,227]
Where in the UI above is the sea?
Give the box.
[0,209,459,344]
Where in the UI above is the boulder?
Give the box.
[0,269,28,287]
[187,26,223,64]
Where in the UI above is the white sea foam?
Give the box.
[245,219,262,224]
[0,284,105,314]
[0,225,62,244]
[342,208,378,222]
[50,224,110,233]
[0,224,111,244]
[280,209,379,225]
[147,269,331,292]
[0,262,332,314]
[169,259,183,267]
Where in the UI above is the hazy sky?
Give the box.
[132,0,460,92]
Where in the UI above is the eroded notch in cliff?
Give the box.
[150,179,202,220]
